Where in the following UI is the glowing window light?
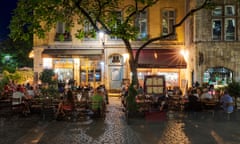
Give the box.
[43,58,53,69]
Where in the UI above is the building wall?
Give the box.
[33,0,188,90]
[189,0,240,85]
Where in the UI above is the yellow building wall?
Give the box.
[34,0,186,46]
[149,0,185,43]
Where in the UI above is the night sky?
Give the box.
[0,1,17,41]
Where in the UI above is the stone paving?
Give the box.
[1,97,240,144]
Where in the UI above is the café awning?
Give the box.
[42,49,103,56]
[134,49,187,68]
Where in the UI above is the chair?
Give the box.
[225,103,234,120]
[12,93,23,114]
[42,98,55,120]
[89,101,105,118]
[226,111,233,120]
[0,99,12,117]
[202,101,217,118]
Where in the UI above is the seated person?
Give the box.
[185,89,202,111]
[158,95,168,112]
[26,86,35,99]
[56,89,75,117]
[91,88,105,117]
[220,90,234,113]
[200,88,213,102]
[12,86,31,116]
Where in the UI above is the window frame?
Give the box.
[211,5,237,41]
[135,9,148,40]
[161,8,176,40]
[56,22,66,34]
[110,11,122,40]
[83,20,96,40]
[55,22,72,41]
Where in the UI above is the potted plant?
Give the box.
[39,69,59,120]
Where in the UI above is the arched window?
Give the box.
[203,67,233,86]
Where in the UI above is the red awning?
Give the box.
[134,49,187,68]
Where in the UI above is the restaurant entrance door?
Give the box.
[80,60,101,88]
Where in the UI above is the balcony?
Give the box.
[54,32,72,42]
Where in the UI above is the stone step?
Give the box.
[108,93,121,97]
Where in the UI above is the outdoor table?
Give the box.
[200,100,219,117]
[136,99,153,112]
[202,100,219,110]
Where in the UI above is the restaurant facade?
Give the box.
[32,0,240,92]
[32,0,189,92]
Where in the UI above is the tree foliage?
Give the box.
[226,81,240,109]
[39,69,56,85]
[0,38,33,72]
[0,70,34,91]
[39,69,59,98]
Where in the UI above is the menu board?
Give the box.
[144,75,165,95]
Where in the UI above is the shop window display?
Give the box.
[203,67,233,87]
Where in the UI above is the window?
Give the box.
[109,54,123,65]
[112,55,120,63]
[212,5,236,41]
[135,10,148,40]
[212,19,222,40]
[162,9,176,38]
[55,22,71,41]
[43,58,53,69]
[80,68,101,82]
[225,18,235,40]
[225,5,235,16]
[56,22,65,33]
[110,11,122,40]
[83,20,96,39]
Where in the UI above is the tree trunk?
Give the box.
[129,60,138,85]
[123,38,139,86]
[123,39,139,113]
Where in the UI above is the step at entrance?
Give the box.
[108,92,121,97]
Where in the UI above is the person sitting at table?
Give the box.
[201,88,216,110]
[56,89,75,117]
[12,86,31,116]
[26,86,35,99]
[220,90,234,113]
[90,87,105,117]
[185,88,202,112]
[200,88,213,102]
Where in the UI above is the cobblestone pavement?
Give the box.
[1,97,240,144]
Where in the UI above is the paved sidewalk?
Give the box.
[1,97,240,144]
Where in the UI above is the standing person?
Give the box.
[99,85,109,104]
[220,90,234,113]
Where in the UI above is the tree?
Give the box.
[227,81,240,110]
[0,70,34,91]
[0,38,33,72]
[9,0,212,85]
[39,69,59,98]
